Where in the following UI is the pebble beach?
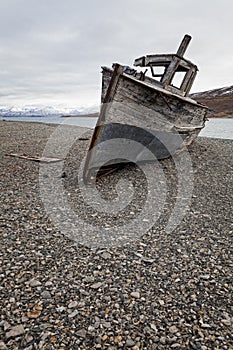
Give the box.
[0,120,232,350]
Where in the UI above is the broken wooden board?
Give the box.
[6,153,63,163]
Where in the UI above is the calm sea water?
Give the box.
[199,118,232,140]
[0,116,232,140]
[0,115,97,128]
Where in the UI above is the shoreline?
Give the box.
[1,118,233,141]
[61,112,99,118]
[0,121,232,350]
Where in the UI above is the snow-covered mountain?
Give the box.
[1,85,232,119]
[0,105,99,117]
[190,85,233,118]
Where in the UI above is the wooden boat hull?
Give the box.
[83,64,208,182]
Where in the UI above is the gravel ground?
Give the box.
[0,120,232,350]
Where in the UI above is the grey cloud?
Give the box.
[0,0,232,107]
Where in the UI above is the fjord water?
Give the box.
[0,115,97,128]
[0,116,232,140]
[199,118,233,140]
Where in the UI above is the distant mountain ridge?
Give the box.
[0,105,99,118]
[0,106,82,117]
[1,85,232,118]
[190,85,233,118]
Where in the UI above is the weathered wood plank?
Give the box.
[180,68,195,94]
[6,154,63,163]
[176,34,192,57]
[83,64,124,182]
[103,73,206,128]
[160,57,180,87]
[145,55,173,66]
[185,70,197,95]
[134,56,145,66]
[107,100,174,132]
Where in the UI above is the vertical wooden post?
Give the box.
[83,64,124,184]
[176,34,192,57]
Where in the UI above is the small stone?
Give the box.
[27,310,41,319]
[35,305,43,311]
[160,336,166,345]
[44,281,53,287]
[94,320,100,329]
[221,319,231,326]
[80,289,89,296]
[101,252,111,260]
[68,310,78,318]
[169,325,179,334]
[95,336,102,344]
[90,282,103,289]
[25,335,33,343]
[114,336,122,343]
[130,291,140,299]
[68,301,78,308]
[76,329,87,338]
[126,338,135,347]
[198,330,204,338]
[0,341,8,350]
[200,275,210,280]
[29,279,41,287]
[88,326,95,332]
[83,276,95,283]
[3,322,11,331]
[132,346,140,350]
[171,343,181,348]
[150,323,158,333]
[50,335,56,343]
[200,323,211,328]
[56,306,65,313]
[40,324,51,331]
[5,324,25,339]
[78,301,85,307]
[41,291,51,299]
[102,321,111,328]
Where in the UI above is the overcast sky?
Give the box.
[0,0,232,109]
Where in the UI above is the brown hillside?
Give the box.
[191,86,233,118]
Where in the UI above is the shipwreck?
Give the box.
[83,34,208,183]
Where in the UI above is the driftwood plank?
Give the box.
[6,154,63,163]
